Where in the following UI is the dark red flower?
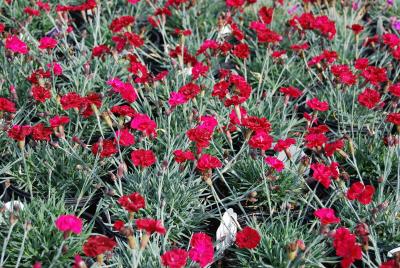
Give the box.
[32,123,52,141]
[235,226,261,249]
[109,15,135,33]
[91,139,118,158]
[0,97,16,113]
[82,235,117,257]
[131,149,156,167]
[32,86,51,103]
[118,192,145,213]
[357,88,380,109]
[233,43,250,59]
[258,6,274,24]
[173,150,195,163]
[8,125,32,141]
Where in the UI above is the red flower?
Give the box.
[310,163,333,188]
[189,233,214,268]
[32,123,52,141]
[108,78,138,103]
[354,58,369,70]
[235,226,261,249]
[38,37,58,50]
[324,139,344,157]
[242,116,271,132]
[258,6,274,24]
[386,113,400,125]
[265,156,284,172]
[380,260,396,268]
[24,7,40,16]
[274,138,296,152]
[173,150,195,163]
[8,125,32,141]
[32,86,51,103]
[333,227,362,268]
[347,182,375,205]
[358,88,380,109]
[314,208,340,225]
[191,62,209,80]
[233,43,250,59]
[110,105,136,117]
[178,83,201,101]
[115,129,135,146]
[196,154,222,172]
[0,97,16,113]
[60,92,85,110]
[49,116,70,128]
[109,15,135,33]
[361,66,388,86]
[113,220,125,231]
[82,235,117,257]
[130,114,157,137]
[92,45,111,58]
[306,98,329,112]
[389,83,400,97]
[304,133,327,149]
[350,24,363,34]
[226,0,245,7]
[161,249,188,268]
[131,149,156,167]
[91,139,118,158]
[5,35,29,54]
[249,130,273,151]
[331,65,357,85]
[279,86,303,99]
[136,218,166,235]
[118,192,145,213]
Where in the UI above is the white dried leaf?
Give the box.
[216,208,238,253]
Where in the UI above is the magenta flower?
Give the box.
[5,35,29,54]
[55,215,83,235]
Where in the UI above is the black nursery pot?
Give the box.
[0,182,103,209]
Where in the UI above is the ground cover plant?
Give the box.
[1,0,400,267]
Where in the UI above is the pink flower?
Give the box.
[189,233,214,268]
[169,92,187,107]
[5,35,29,54]
[265,156,284,172]
[130,113,157,137]
[55,215,83,235]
